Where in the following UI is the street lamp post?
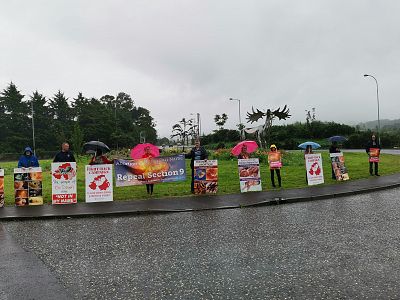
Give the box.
[31,100,36,156]
[229,98,242,128]
[364,74,381,145]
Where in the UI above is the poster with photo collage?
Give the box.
[194,160,218,194]
[14,167,43,206]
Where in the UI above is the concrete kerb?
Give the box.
[0,173,399,221]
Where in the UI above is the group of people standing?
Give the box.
[15,133,382,197]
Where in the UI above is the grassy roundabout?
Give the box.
[1,151,399,206]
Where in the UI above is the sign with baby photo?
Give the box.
[238,158,262,193]
[14,167,43,206]
[193,160,218,194]
[330,152,349,181]
[305,154,324,186]
[52,162,77,204]
[85,164,113,202]
[0,169,4,208]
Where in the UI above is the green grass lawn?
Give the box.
[1,152,399,206]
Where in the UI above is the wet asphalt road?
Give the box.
[2,188,400,299]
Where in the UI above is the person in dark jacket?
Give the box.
[18,147,39,168]
[89,149,113,165]
[185,139,208,193]
[53,142,76,163]
[329,141,341,179]
[365,134,381,176]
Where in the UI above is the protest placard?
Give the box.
[14,167,43,206]
[85,164,113,203]
[238,158,262,193]
[51,162,77,204]
[194,160,218,194]
[305,154,324,185]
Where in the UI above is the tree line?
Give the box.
[0,82,157,155]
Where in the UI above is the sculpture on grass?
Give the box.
[243,105,291,148]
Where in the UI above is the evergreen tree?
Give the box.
[0,82,30,152]
[71,122,84,154]
[29,91,56,151]
[49,90,73,144]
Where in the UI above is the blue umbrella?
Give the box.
[327,135,347,143]
[298,141,321,149]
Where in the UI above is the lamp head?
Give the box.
[364,74,369,77]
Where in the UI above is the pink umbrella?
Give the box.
[130,143,160,159]
[231,141,258,156]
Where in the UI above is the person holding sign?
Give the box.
[365,134,381,176]
[304,145,313,183]
[18,147,39,168]
[142,146,155,195]
[185,139,208,193]
[53,142,76,162]
[89,149,113,165]
[238,145,250,159]
[329,141,340,179]
[268,144,282,188]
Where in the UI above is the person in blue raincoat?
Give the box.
[18,147,39,168]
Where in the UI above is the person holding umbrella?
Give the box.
[299,141,321,184]
[238,145,250,159]
[89,149,113,165]
[231,141,258,159]
[130,143,160,195]
[185,139,208,193]
[329,141,340,179]
[142,146,155,195]
[83,141,113,165]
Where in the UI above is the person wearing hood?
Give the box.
[18,147,39,168]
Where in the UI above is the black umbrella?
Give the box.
[327,136,348,143]
[83,141,110,154]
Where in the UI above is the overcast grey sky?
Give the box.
[1,0,399,138]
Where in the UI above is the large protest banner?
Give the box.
[0,169,4,207]
[330,152,349,181]
[238,158,262,193]
[369,148,380,163]
[51,162,77,204]
[85,164,113,203]
[114,155,186,187]
[14,167,43,206]
[305,154,324,186]
[194,160,218,194]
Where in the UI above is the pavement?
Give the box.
[1,172,400,220]
[2,188,400,299]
